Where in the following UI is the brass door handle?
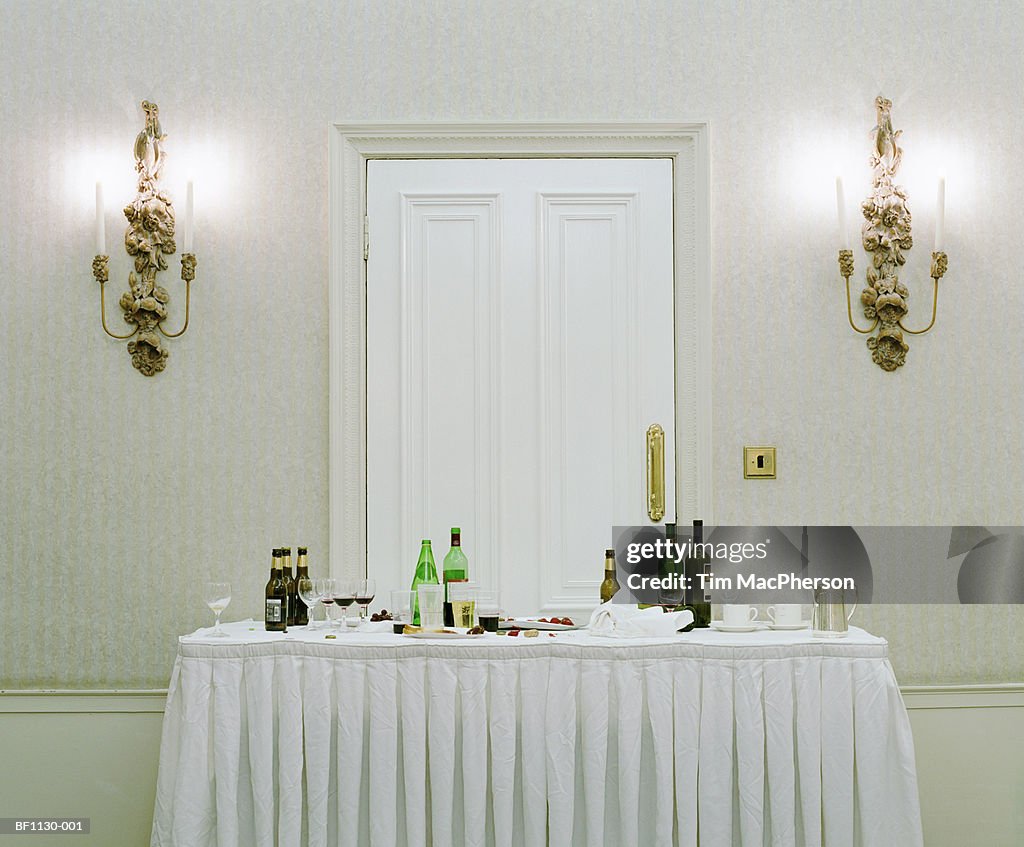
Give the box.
[647,423,665,522]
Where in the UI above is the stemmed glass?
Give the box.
[334,579,357,629]
[356,578,377,622]
[318,578,337,628]
[204,581,232,637]
[298,577,319,629]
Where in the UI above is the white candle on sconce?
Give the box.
[934,176,945,253]
[183,181,194,253]
[95,181,105,255]
[835,176,850,250]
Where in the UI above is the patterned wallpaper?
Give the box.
[1,0,1022,688]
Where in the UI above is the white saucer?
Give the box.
[768,621,810,631]
[710,621,762,633]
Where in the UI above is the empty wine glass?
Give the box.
[356,578,377,621]
[298,577,319,629]
[204,581,231,637]
[319,578,337,628]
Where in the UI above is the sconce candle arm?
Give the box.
[839,251,879,334]
[897,279,939,335]
[897,252,946,335]
[93,255,138,340]
[156,253,196,339]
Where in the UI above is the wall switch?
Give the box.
[743,446,776,479]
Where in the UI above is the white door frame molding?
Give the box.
[329,123,712,578]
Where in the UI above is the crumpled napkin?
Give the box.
[356,619,398,633]
[587,604,693,638]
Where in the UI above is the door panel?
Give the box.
[367,159,674,615]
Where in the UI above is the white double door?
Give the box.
[367,158,675,615]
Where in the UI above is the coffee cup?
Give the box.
[767,604,802,627]
[722,604,758,627]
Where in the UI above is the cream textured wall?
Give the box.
[1,0,1022,688]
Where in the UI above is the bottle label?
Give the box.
[266,599,283,623]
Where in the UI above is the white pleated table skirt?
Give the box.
[151,623,922,847]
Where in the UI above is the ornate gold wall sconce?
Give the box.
[92,101,197,376]
[835,96,947,371]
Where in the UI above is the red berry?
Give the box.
[508,629,520,637]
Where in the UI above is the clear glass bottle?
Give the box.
[410,539,439,625]
[600,548,620,603]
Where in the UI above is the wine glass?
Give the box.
[356,578,377,622]
[334,579,357,629]
[298,577,319,629]
[204,581,231,637]
[318,578,337,628]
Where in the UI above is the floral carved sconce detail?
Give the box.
[836,96,947,371]
[92,101,197,376]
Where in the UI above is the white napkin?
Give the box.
[587,604,693,638]
[356,619,398,633]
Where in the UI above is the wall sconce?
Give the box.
[91,101,197,376]
[835,96,947,371]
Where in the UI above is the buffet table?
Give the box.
[151,621,923,847]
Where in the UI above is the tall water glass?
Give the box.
[417,584,444,631]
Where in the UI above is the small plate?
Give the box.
[509,618,581,631]
[709,621,763,633]
[403,630,487,640]
[768,621,810,631]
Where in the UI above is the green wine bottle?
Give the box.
[442,527,469,627]
[410,539,439,625]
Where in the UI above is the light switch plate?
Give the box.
[744,446,776,479]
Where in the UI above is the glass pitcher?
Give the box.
[811,587,857,638]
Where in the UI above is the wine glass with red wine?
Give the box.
[334,579,357,629]
[356,578,377,622]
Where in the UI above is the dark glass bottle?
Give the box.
[658,522,685,609]
[684,520,712,628]
[294,547,309,626]
[281,547,296,626]
[264,548,287,632]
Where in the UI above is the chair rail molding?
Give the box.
[328,122,713,579]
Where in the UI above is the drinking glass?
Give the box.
[356,578,377,621]
[298,577,319,629]
[334,579,357,628]
[476,590,502,633]
[390,589,415,634]
[449,582,477,629]
[417,584,445,631]
[319,578,337,628]
[204,581,232,637]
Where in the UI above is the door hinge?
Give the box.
[363,216,369,261]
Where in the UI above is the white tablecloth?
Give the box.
[151,621,923,847]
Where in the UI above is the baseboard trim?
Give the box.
[0,689,168,713]
[900,683,1024,710]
